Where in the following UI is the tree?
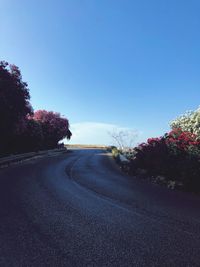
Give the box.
[16,119,44,152]
[32,110,71,148]
[0,61,72,154]
[0,61,32,153]
[108,129,138,150]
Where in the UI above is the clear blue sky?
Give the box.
[1,0,200,145]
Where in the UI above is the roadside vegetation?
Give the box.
[1,60,200,193]
[0,61,72,156]
[111,107,200,193]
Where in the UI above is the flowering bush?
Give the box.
[170,107,200,137]
[129,129,200,192]
[32,110,72,149]
[0,61,72,155]
[164,128,200,157]
[131,136,169,176]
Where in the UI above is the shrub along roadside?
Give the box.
[0,61,72,156]
[170,107,200,137]
[109,146,131,173]
[111,147,120,161]
[112,129,200,193]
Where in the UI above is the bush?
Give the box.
[130,137,169,176]
[112,147,120,158]
[32,110,71,149]
[0,61,72,155]
[111,147,121,163]
[170,107,200,137]
[19,119,44,152]
[129,129,200,192]
[164,128,200,157]
[107,146,117,152]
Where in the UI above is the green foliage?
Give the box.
[112,147,120,159]
[106,146,115,152]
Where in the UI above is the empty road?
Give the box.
[0,149,200,266]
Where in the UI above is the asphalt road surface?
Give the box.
[0,148,200,267]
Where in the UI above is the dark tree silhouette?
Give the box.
[0,61,32,154]
[14,119,44,152]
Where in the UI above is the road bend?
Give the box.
[0,149,200,266]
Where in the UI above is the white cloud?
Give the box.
[65,121,140,146]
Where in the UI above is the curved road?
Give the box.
[0,149,200,266]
